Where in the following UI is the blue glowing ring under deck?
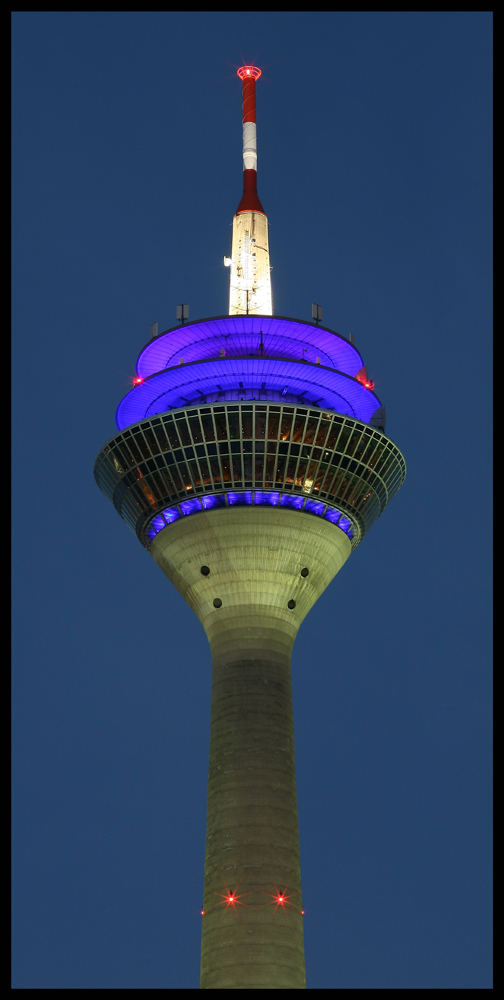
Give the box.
[116,358,381,430]
[145,490,354,543]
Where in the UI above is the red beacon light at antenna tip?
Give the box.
[237,65,262,80]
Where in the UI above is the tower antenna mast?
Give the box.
[228,65,272,317]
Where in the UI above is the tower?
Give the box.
[94,65,406,989]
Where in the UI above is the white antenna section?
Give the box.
[150,321,159,339]
[312,303,323,325]
[176,304,189,324]
[228,214,272,316]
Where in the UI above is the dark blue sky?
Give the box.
[12,11,492,989]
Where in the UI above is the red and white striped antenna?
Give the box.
[235,65,265,215]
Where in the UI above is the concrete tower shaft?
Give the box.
[150,508,351,988]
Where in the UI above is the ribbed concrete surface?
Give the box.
[201,631,303,989]
[150,509,351,988]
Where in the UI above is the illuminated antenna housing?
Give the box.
[228,65,272,316]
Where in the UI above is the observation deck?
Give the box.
[95,316,405,552]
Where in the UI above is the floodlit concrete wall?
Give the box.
[201,630,304,988]
[150,508,351,987]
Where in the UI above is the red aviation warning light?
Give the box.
[355,366,375,391]
[237,65,262,80]
[270,888,293,909]
[218,888,243,908]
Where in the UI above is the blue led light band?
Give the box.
[136,315,364,379]
[116,357,381,430]
[146,490,354,543]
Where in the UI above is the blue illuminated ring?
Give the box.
[145,490,355,544]
[136,315,364,378]
[116,357,381,430]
